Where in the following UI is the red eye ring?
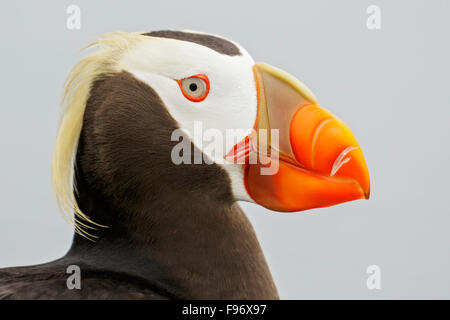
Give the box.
[177,74,210,102]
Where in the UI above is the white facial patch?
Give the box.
[119,33,257,201]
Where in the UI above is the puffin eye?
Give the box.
[178,74,210,102]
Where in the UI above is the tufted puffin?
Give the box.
[0,30,370,300]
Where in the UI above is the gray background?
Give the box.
[0,0,449,299]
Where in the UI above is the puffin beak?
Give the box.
[243,63,370,212]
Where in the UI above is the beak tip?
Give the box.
[362,184,370,200]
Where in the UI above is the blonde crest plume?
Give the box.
[52,32,145,240]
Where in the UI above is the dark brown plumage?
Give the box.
[0,71,279,299]
[142,30,242,56]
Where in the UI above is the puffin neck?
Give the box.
[67,160,279,299]
[64,71,279,299]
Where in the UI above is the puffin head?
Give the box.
[52,30,370,237]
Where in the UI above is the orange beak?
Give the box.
[243,63,370,212]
